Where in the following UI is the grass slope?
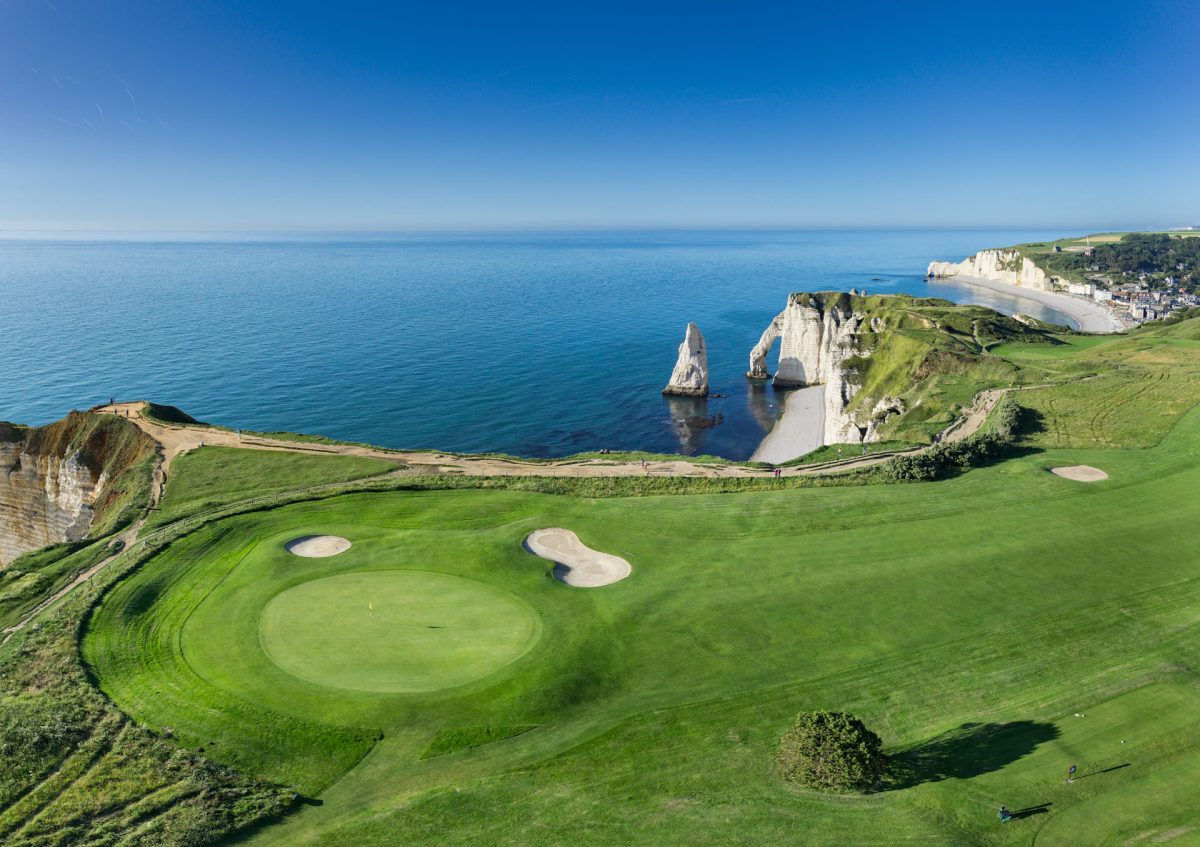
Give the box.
[84,394,1200,845]
[993,329,1200,448]
[149,446,395,527]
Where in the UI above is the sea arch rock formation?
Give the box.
[747,313,785,379]
[746,292,895,446]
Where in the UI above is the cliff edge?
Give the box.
[0,411,156,565]
[748,292,1055,447]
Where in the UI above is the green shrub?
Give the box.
[879,397,1020,481]
[777,711,886,792]
[988,395,1021,437]
[143,402,203,425]
[879,452,938,481]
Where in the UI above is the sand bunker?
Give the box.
[285,535,352,557]
[524,528,631,587]
[1050,465,1109,482]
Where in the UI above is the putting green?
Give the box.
[258,570,541,693]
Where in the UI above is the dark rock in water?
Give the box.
[680,413,723,430]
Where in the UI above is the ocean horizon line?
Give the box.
[0,224,1161,243]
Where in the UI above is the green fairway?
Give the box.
[68,321,1200,845]
[259,570,541,693]
[79,399,1200,844]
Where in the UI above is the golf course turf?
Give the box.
[259,570,541,693]
[71,320,1200,845]
[79,414,1200,844]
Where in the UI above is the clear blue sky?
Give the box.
[2,0,1197,230]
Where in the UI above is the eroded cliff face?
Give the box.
[926,249,1060,292]
[0,441,101,564]
[0,413,155,566]
[749,293,900,445]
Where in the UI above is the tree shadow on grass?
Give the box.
[887,721,1060,789]
[1016,407,1046,440]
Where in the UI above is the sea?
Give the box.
[0,228,1083,460]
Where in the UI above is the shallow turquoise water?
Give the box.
[0,229,1080,459]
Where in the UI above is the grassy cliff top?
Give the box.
[793,292,1061,442]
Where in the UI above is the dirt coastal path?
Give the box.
[97,398,998,480]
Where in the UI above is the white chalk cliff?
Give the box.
[663,322,709,396]
[749,293,902,445]
[926,249,1060,292]
[0,442,100,565]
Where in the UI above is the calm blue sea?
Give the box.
[0,229,1082,459]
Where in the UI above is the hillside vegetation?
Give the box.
[147,446,395,528]
[819,293,1057,442]
[1017,231,1200,290]
[994,318,1200,448]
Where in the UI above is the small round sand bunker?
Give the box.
[1050,465,1109,482]
[285,535,352,557]
[524,528,631,588]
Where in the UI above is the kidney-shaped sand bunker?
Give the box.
[524,528,632,587]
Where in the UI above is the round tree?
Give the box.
[777,711,886,792]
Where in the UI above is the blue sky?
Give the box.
[1,0,1197,230]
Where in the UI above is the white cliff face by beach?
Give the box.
[749,293,897,447]
[0,444,99,565]
[927,249,1058,292]
[662,322,709,396]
